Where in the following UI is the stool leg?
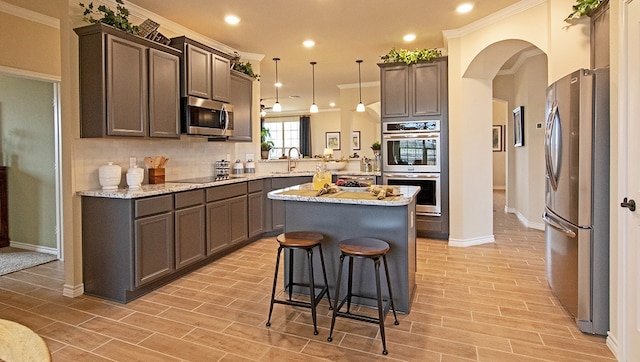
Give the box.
[346,256,354,313]
[266,246,283,327]
[307,248,319,335]
[317,244,333,310]
[288,248,294,301]
[382,255,399,325]
[327,253,345,342]
[373,257,388,355]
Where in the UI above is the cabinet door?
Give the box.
[229,195,248,244]
[248,192,264,237]
[229,72,253,141]
[149,48,180,138]
[106,35,147,136]
[211,54,231,102]
[380,65,410,118]
[134,212,174,287]
[175,205,206,269]
[187,44,211,98]
[206,199,229,255]
[413,62,442,117]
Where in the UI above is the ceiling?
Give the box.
[130,0,522,114]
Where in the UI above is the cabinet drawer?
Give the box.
[248,180,263,193]
[206,183,247,202]
[175,189,205,209]
[135,195,173,218]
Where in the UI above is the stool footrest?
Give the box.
[273,285,329,309]
[334,294,393,325]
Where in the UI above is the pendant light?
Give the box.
[272,57,282,112]
[356,59,365,112]
[309,61,318,113]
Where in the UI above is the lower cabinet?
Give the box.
[174,190,206,270]
[248,180,264,237]
[206,183,248,255]
[269,176,312,230]
[134,211,174,287]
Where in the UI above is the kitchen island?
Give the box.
[268,183,419,313]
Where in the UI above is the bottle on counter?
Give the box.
[312,163,332,190]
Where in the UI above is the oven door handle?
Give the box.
[383,133,439,139]
[385,173,440,179]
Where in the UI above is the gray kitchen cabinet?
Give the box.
[170,37,231,103]
[174,190,206,270]
[205,183,248,255]
[270,176,312,230]
[74,23,181,139]
[590,0,609,69]
[229,70,254,142]
[134,209,174,287]
[379,58,447,119]
[247,180,264,237]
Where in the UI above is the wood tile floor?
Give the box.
[0,191,615,361]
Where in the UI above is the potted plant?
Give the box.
[260,128,274,159]
[565,0,604,22]
[79,0,139,34]
[371,141,381,156]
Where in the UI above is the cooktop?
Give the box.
[170,176,232,183]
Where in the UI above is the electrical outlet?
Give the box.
[536,123,542,129]
[129,157,136,168]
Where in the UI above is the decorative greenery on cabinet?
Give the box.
[79,0,139,34]
[565,0,603,22]
[381,48,443,65]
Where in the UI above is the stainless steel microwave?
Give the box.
[182,96,234,137]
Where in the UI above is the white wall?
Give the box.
[492,100,507,190]
[0,73,56,248]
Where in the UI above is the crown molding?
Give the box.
[496,47,545,76]
[443,0,546,40]
[337,81,380,90]
[0,1,59,28]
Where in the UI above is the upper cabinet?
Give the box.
[75,23,181,139]
[169,37,231,103]
[590,0,609,69]
[379,58,448,119]
[229,70,254,142]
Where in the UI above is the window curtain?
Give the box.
[299,115,311,157]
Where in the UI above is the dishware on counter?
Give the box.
[98,162,122,190]
[324,160,347,171]
[126,166,144,190]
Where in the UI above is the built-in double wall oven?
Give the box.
[382,120,441,216]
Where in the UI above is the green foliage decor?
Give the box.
[79,0,139,35]
[565,0,603,22]
[381,48,442,65]
[371,141,381,150]
[260,128,274,151]
[232,61,260,80]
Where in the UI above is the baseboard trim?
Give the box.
[63,283,84,298]
[448,235,495,247]
[606,332,619,360]
[9,241,57,255]
[504,208,544,231]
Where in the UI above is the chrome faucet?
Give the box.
[288,147,301,172]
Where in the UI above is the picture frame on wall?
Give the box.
[492,125,503,152]
[513,106,524,147]
[352,131,361,150]
[326,132,341,150]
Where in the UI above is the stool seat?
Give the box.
[0,319,51,361]
[339,237,390,257]
[277,231,323,248]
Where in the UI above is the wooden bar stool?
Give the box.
[327,237,399,355]
[266,231,332,335]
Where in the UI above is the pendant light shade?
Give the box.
[310,61,318,113]
[273,57,282,112]
[356,60,365,112]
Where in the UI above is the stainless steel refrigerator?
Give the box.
[543,68,609,335]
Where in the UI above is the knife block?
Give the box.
[148,168,165,184]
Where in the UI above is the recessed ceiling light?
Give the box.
[274,82,282,88]
[303,40,315,48]
[403,33,416,42]
[456,3,473,13]
[329,102,336,107]
[225,15,240,25]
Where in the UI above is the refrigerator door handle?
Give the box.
[545,103,560,191]
[543,211,576,238]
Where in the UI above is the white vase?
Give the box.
[126,165,144,190]
[98,162,122,191]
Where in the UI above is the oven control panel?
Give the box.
[384,120,440,133]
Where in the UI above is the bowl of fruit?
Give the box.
[335,179,371,192]
[324,160,347,170]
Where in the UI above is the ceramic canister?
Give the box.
[98,162,122,190]
[126,165,144,189]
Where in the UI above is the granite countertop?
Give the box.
[267,183,419,207]
[77,171,381,199]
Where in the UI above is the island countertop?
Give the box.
[267,183,419,206]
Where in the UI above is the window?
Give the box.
[263,117,300,158]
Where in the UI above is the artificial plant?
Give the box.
[381,48,443,65]
[80,0,139,34]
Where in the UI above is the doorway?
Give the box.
[0,71,62,259]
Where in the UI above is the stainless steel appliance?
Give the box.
[382,120,441,216]
[543,68,609,335]
[383,172,440,215]
[182,96,233,138]
[382,120,440,173]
